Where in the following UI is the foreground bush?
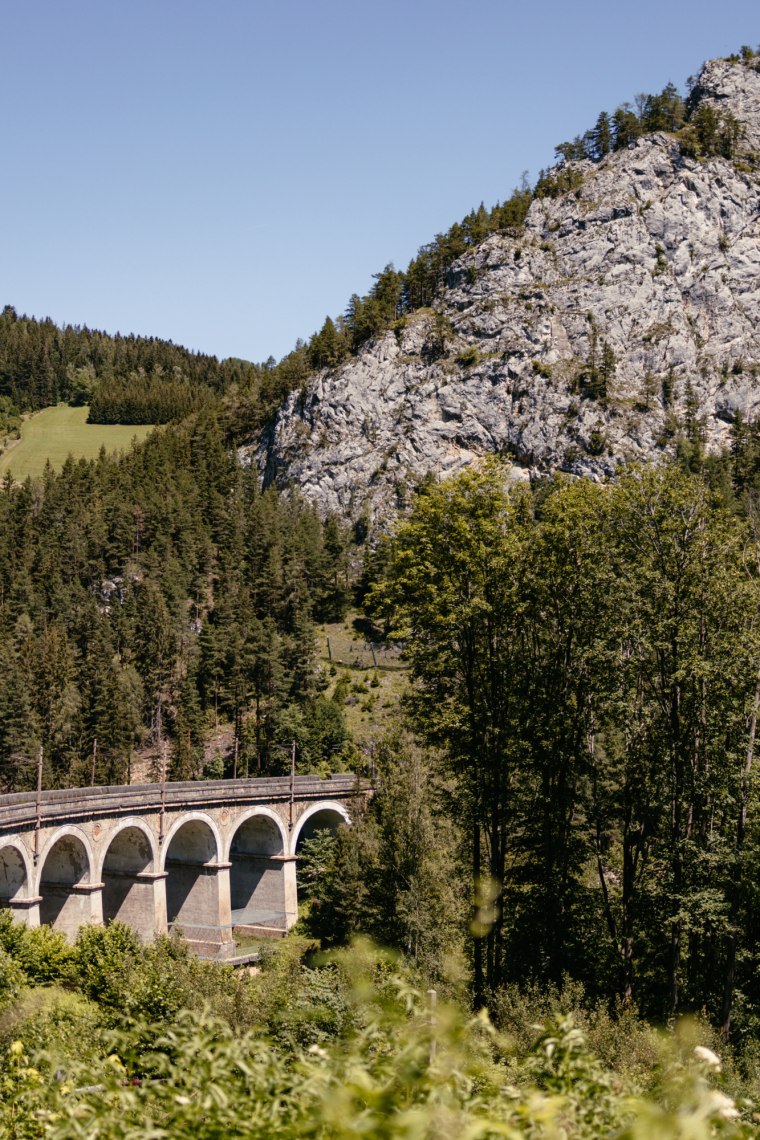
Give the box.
[0,940,754,1138]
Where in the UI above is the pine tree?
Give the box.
[590,111,612,159]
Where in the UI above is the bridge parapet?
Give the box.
[0,773,358,830]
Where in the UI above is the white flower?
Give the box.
[693,1045,722,1071]
[707,1089,739,1120]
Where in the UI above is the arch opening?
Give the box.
[102,826,154,940]
[164,819,224,950]
[294,805,349,923]
[39,834,92,939]
[295,806,348,853]
[0,845,28,907]
[229,813,287,935]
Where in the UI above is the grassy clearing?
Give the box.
[317,616,409,746]
[0,404,155,480]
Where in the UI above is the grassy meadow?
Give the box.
[0,404,155,479]
[318,617,408,746]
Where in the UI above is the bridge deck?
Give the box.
[0,774,360,830]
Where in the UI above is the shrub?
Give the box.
[456,345,481,368]
[0,913,74,987]
[0,949,25,1011]
[73,922,141,1008]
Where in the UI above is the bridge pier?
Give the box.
[163,816,233,958]
[141,870,169,938]
[102,869,168,941]
[40,881,103,940]
[6,895,41,927]
[165,859,233,957]
[101,823,163,941]
[283,854,298,932]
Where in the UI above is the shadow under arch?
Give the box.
[163,816,224,951]
[0,842,30,915]
[101,822,157,940]
[292,801,350,854]
[228,810,289,935]
[38,830,93,940]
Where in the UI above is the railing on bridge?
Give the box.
[230,902,297,931]
[168,903,297,958]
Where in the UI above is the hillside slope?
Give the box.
[256,57,760,517]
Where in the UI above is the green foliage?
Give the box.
[372,460,760,1034]
[369,466,524,1000]
[302,730,467,987]
[0,410,354,788]
[0,304,253,415]
[575,319,615,401]
[0,987,103,1073]
[534,165,585,199]
[549,54,754,172]
[0,948,25,1010]
[554,80,687,165]
[0,396,21,442]
[0,1038,46,1140]
[456,345,481,368]
[273,695,352,776]
[67,362,97,406]
[0,915,73,987]
[308,315,349,370]
[587,428,606,456]
[0,916,754,1136]
[0,944,753,1138]
[679,105,744,160]
[88,370,215,424]
[71,922,143,1008]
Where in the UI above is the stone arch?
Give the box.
[100,820,158,941]
[291,800,350,856]
[162,814,227,954]
[227,808,289,935]
[223,806,287,862]
[37,827,95,940]
[0,841,31,907]
[161,812,221,872]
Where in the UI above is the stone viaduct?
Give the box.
[0,775,356,957]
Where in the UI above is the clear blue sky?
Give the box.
[1,1,757,363]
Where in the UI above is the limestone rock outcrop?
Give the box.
[254,56,760,518]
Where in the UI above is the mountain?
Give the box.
[254,55,760,518]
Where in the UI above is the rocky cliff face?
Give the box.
[255,57,760,519]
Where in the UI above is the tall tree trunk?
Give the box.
[620,809,645,1006]
[721,668,760,1038]
[669,651,683,1018]
[473,818,484,1007]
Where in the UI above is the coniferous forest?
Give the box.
[6,44,760,1140]
[0,410,352,790]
